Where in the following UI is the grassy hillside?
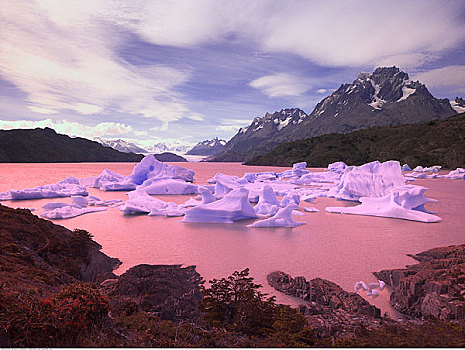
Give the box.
[246,113,465,169]
[0,127,144,162]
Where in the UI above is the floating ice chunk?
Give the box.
[140,178,197,195]
[327,161,347,173]
[412,165,441,172]
[181,197,202,208]
[119,188,170,215]
[0,177,88,201]
[128,154,194,184]
[328,161,405,201]
[92,169,125,189]
[379,280,386,290]
[71,195,88,208]
[98,155,195,191]
[367,289,379,297]
[278,162,309,179]
[280,191,300,207]
[255,172,278,182]
[254,185,280,216]
[354,281,368,291]
[326,186,440,222]
[304,206,320,213]
[198,186,216,204]
[442,168,465,179]
[406,172,438,179]
[292,171,341,185]
[248,204,305,228]
[183,188,258,223]
[300,189,329,202]
[40,200,107,219]
[402,164,412,171]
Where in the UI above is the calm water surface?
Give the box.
[1,162,465,318]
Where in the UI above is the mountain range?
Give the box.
[246,112,465,169]
[186,137,227,156]
[212,66,458,162]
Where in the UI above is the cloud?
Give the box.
[316,89,327,94]
[249,73,311,97]
[114,0,465,68]
[0,119,132,139]
[413,65,465,89]
[0,1,191,123]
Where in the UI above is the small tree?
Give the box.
[200,268,276,336]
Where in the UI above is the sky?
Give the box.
[1,0,465,147]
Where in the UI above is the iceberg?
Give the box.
[327,161,347,173]
[97,155,195,191]
[278,162,309,179]
[119,188,183,216]
[253,185,280,216]
[183,188,258,223]
[248,204,306,228]
[140,178,197,195]
[40,204,106,220]
[0,177,88,201]
[401,164,412,171]
[354,280,385,297]
[326,185,440,223]
[412,165,441,172]
[280,191,300,207]
[328,161,406,201]
[442,168,465,179]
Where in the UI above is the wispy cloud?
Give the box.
[413,66,465,91]
[0,1,191,123]
[0,119,133,139]
[249,73,311,97]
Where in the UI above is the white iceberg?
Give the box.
[327,161,347,173]
[248,203,305,228]
[326,185,440,223]
[140,178,197,195]
[304,206,320,213]
[0,177,88,201]
[183,188,258,223]
[280,191,300,207]
[328,161,406,201]
[412,165,441,172]
[40,204,106,219]
[292,171,341,185]
[401,164,412,171]
[278,162,309,179]
[97,155,195,191]
[119,188,182,216]
[253,185,280,216]
[354,280,385,297]
[442,168,465,179]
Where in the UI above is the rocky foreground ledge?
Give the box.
[374,244,465,320]
[267,271,392,338]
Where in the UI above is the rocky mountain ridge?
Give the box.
[213,67,457,162]
[94,137,147,154]
[186,137,227,156]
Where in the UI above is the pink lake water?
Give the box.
[1,162,465,318]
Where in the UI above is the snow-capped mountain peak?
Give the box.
[186,137,227,156]
[94,138,147,154]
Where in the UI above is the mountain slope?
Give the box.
[94,137,147,154]
[186,137,227,156]
[213,67,456,162]
[0,128,144,162]
[245,112,465,169]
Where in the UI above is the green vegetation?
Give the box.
[246,113,465,169]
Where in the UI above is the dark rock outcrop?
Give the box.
[0,127,144,162]
[268,271,386,337]
[108,264,204,324]
[154,152,188,162]
[0,204,120,294]
[374,244,465,320]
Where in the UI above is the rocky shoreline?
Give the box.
[374,244,465,320]
[1,203,465,347]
